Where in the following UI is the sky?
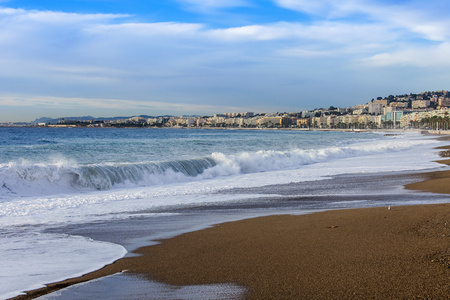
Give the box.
[1,0,450,122]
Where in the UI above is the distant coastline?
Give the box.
[2,125,450,137]
[3,90,450,131]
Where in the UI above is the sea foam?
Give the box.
[0,135,439,200]
[0,232,126,300]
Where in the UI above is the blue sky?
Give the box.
[1,0,450,121]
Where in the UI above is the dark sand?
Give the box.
[14,204,450,300]
[135,205,450,299]
[13,142,450,300]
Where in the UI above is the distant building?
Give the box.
[128,117,146,123]
[438,97,450,108]
[411,100,430,109]
[352,109,366,115]
[383,110,404,124]
[312,116,326,127]
[389,102,409,108]
[259,117,280,127]
[280,117,292,127]
[196,118,207,126]
[300,111,313,118]
[58,119,78,125]
[373,99,389,107]
[297,118,310,127]
[326,115,339,127]
[368,102,383,115]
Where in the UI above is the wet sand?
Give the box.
[13,143,450,299]
[406,145,450,194]
[14,205,449,299]
[134,204,450,299]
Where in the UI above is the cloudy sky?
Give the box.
[1,0,449,122]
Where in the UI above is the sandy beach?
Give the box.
[15,205,449,299]
[13,140,450,300]
[135,204,449,299]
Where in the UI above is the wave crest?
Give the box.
[0,138,432,199]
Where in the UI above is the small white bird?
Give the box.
[388,206,391,211]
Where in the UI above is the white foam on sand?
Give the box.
[0,233,126,300]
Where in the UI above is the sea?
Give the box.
[1,127,449,299]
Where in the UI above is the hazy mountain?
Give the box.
[31,115,184,124]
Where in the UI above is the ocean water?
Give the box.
[0,127,449,299]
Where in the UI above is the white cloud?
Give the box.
[0,7,128,23]
[206,24,292,41]
[273,0,362,16]
[0,8,130,53]
[0,95,248,115]
[388,15,449,42]
[279,48,335,57]
[361,43,450,67]
[350,2,450,43]
[0,4,441,66]
[273,0,450,42]
[88,22,204,37]
[206,21,398,55]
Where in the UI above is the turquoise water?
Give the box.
[0,127,374,164]
[0,127,381,196]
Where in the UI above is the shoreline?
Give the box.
[128,204,450,299]
[4,125,450,136]
[10,138,450,299]
[13,204,449,299]
[405,144,450,194]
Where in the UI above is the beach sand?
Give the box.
[13,143,450,299]
[15,207,450,299]
[134,204,449,299]
[14,204,449,300]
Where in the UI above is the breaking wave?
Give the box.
[0,138,433,199]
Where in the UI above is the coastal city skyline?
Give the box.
[4,90,450,131]
[1,0,450,122]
